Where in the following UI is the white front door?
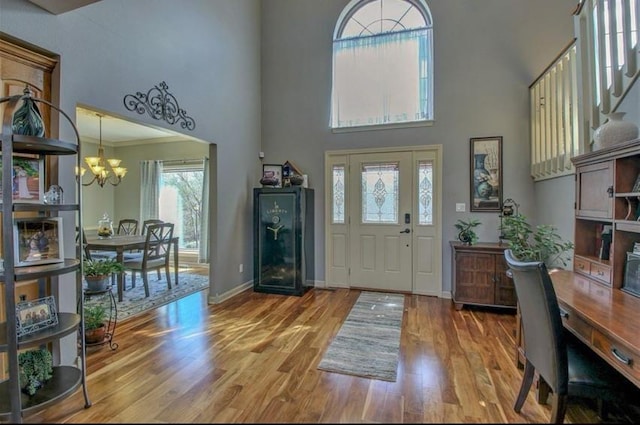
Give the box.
[326,146,442,295]
[348,151,413,291]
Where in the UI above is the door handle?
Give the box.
[399,228,411,234]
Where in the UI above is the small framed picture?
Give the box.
[0,155,44,204]
[16,295,59,338]
[263,164,283,188]
[14,217,64,267]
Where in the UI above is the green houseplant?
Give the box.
[501,213,574,268]
[84,304,107,344]
[83,258,123,291]
[18,349,53,396]
[454,218,481,245]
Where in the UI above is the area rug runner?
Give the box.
[84,271,209,322]
[317,291,405,382]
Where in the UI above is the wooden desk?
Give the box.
[517,269,640,399]
[86,235,180,302]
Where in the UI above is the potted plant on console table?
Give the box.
[83,258,124,292]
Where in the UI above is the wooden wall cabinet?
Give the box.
[450,242,517,310]
[571,138,640,293]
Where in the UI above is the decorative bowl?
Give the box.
[290,175,304,186]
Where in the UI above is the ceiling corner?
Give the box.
[27,0,101,15]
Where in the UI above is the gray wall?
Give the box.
[261,0,578,292]
[0,0,581,308]
[0,0,262,315]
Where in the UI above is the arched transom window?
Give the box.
[330,0,433,130]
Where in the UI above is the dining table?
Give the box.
[85,234,180,302]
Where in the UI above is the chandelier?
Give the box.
[76,114,127,187]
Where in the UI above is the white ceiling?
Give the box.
[76,106,179,145]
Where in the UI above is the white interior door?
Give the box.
[348,152,413,291]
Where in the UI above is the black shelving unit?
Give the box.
[0,89,90,422]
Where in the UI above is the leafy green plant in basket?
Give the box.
[501,213,574,268]
[18,349,53,396]
[84,304,107,344]
[83,258,123,291]
[454,218,481,245]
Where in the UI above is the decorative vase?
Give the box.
[12,96,45,137]
[473,153,492,200]
[97,213,114,239]
[592,111,639,151]
[458,230,472,245]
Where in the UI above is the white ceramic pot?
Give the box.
[592,111,639,150]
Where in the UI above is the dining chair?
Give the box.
[117,218,138,235]
[140,219,165,278]
[504,249,632,423]
[141,219,164,235]
[122,222,174,298]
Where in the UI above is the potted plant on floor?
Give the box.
[84,304,107,344]
[83,258,124,292]
[18,349,53,396]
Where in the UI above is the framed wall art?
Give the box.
[14,217,64,267]
[0,154,44,204]
[16,295,59,338]
[262,164,283,188]
[470,136,503,212]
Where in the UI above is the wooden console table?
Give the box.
[516,269,640,397]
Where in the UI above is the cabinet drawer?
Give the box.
[592,329,640,387]
[574,257,590,275]
[558,302,593,344]
[589,263,612,286]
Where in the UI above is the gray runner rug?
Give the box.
[317,291,405,382]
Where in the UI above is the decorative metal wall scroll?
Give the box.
[123,81,195,130]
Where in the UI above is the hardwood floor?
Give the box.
[22,288,640,423]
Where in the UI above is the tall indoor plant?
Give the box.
[501,213,574,268]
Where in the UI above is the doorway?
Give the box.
[325,145,442,295]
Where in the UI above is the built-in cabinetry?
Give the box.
[571,138,640,294]
[0,91,90,422]
[450,242,517,310]
[253,187,314,296]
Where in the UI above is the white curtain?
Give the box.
[139,160,163,225]
[330,28,432,128]
[198,158,209,263]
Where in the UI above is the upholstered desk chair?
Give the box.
[123,222,174,298]
[117,218,138,235]
[504,249,632,423]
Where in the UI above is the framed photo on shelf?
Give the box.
[470,136,503,212]
[13,217,64,267]
[0,154,44,204]
[16,295,59,338]
[263,164,283,188]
